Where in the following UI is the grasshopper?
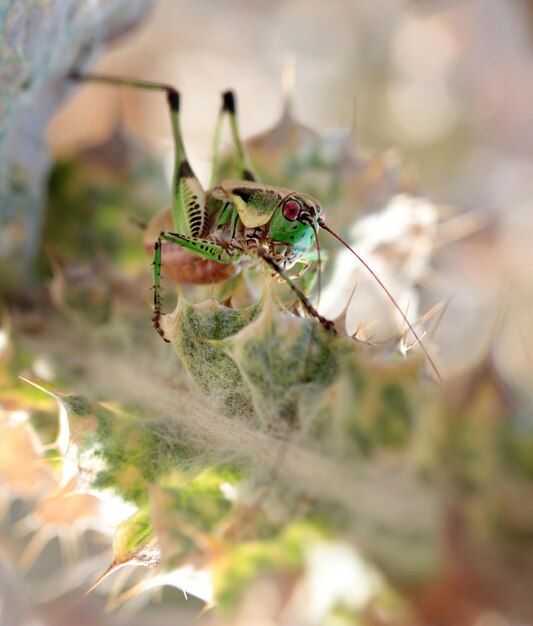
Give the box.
[69,72,440,380]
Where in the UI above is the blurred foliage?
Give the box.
[2,28,533,624]
[40,130,168,278]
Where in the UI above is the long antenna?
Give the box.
[318,219,442,382]
[311,221,322,308]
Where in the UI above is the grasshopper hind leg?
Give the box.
[210,90,257,186]
[70,72,210,239]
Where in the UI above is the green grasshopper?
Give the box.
[69,72,440,380]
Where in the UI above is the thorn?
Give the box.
[405,330,428,351]
[129,217,147,231]
[281,53,296,111]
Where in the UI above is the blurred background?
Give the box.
[2,0,533,625]
[48,0,533,385]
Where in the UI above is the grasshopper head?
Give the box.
[216,181,324,269]
[268,192,323,268]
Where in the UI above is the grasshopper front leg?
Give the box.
[152,232,244,340]
[256,249,335,333]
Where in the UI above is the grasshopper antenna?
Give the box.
[318,218,442,382]
[311,221,322,308]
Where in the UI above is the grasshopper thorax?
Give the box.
[211,180,323,269]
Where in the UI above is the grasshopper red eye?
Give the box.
[282,199,301,221]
